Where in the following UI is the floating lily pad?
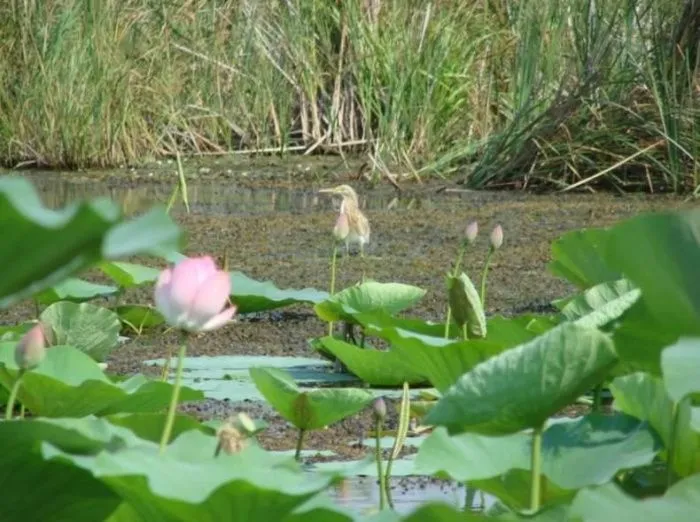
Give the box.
[145,355,360,402]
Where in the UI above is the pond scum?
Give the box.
[0,0,699,192]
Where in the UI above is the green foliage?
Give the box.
[314,336,426,387]
[249,367,374,431]
[0,177,180,309]
[230,272,329,314]
[446,272,487,338]
[40,302,122,362]
[0,1,698,191]
[4,177,700,520]
[315,281,426,324]
[425,323,618,435]
[35,278,119,306]
[0,344,203,417]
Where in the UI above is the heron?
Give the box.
[318,184,371,257]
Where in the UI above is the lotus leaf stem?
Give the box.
[329,245,338,337]
[5,369,25,420]
[386,382,410,509]
[375,417,388,510]
[464,486,476,511]
[294,428,306,461]
[159,337,187,455]
[19,404,25,419]
[480,247,495,307]
[161,346,173,381]
[667,400,683,487]
[530,423,544,512]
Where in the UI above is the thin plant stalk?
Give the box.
[667,400,684,488]
[328,244,338,336]
[161,347,173,381]
[19,404,25,419]
[170,135,190,214]
[166,183,179,214]
[5,369,25,420]
[530,424,544,512]
[464,486,476,512]
[480,247,495,307]
[386,382,410,509]
[375,416,388,510]
[294,428,306,461]
[159,337,188,455]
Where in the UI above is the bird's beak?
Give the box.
[318,188,337,194]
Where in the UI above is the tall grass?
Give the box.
[0,0,698,191]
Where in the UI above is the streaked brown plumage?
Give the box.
[319,184,370,256]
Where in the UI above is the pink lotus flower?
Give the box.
[154,256,237,332]
[15,322,50,370]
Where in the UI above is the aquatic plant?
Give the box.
[1,176,700,520]
[153,255,236,453]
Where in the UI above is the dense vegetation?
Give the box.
[0,0,698,191]
[2,169,700,519]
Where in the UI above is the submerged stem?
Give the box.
[295,428,306,461]
[480,248,494,307]
[159,336,187,455]
[375,417,387,510]
[530,424,544,512]
[5,370,25,420]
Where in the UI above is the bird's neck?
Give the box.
[340,197,358,214]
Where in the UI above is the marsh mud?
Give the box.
[1,159,689,510]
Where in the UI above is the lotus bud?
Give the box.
[490,225,503,250]
[15,323,48,370]
[216,421,248,455]
[465,221,478,244]
[333,212,350,241]
[154,256,237,332]
[372,397,387,422]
